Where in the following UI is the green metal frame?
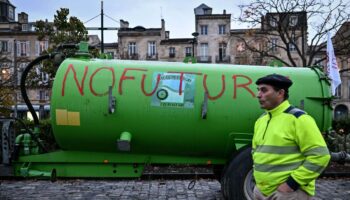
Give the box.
[14,150,227,178]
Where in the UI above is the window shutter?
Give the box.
[147,43,150,56]
[35,41,39,56]
[16,41,20,57]
[8,40,12,53]
[155,42,157,55]
[26,41,30,56]
[37,91,40,101]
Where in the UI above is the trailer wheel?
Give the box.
[221,146,254,200]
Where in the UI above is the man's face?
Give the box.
[257,84,284,110]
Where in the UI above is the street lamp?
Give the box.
[191,32,199,57]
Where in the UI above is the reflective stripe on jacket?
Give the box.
[252,100,330,196]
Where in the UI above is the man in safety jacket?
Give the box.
[252,74,330,200]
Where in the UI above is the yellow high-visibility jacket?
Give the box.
[252,100,330,196]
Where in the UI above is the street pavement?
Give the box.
[0,178,349,199]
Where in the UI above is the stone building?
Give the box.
[228,11,308,67]
[332,22,350,119]
[0,0,50,119]
[312,22,350,119]
[117,19,167,61]
[118,18,198,63]
[159,38,195,62]
[194,4,231,63]
[117,4,308,66]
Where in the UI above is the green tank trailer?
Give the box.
[3,42,348,200]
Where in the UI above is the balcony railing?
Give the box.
[146,54,158,60]
[197,56,212,63]
[215,55,231,63]
[124,54,139,60]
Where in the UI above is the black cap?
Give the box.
[255,74,293,90]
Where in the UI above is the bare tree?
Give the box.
[234,0,350,67]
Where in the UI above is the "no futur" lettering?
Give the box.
[61,65,256,100]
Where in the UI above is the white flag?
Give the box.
[326,32,341,95]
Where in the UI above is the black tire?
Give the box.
[212,164,225,181]
[221,146,254,200]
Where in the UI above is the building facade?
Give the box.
[321,22,350,119]
[0,0,50,119]
[310,22,350,120]
[194,4,231,63]
[117,4,308,66]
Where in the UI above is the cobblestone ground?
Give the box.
[0,178,349,200]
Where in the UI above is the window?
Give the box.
[219,43,227,59]
[148,41,156,56]
[169,47,175,58]
[38,90,49,101]
[17,41,30,57]
[236,42,245,52]
[335,85,341,98]
[8,7,14,20]
[269,16,278,27]
[289,15,298,27]
[200,25,208,35]
[22,24,28,31]
[270,38,278,52]
[128,42,136,55]
[35,41,48,56]
[0,41,8,52]
[185,47,192,57]
[204,9,211,15]
[289,33,296,52]
[219,25,226,34]
[200,43,208,56]
[17,63,28,85]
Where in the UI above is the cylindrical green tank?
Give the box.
[51,58,332,159]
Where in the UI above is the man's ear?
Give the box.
[278,89,285,98]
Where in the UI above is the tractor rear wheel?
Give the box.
[221,146,254,200]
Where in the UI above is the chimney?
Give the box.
[120,19,129,28]
[223,9,226,14]
[161,19,165,31]
[18,12,28,24]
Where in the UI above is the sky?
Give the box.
[11,0,247,43]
